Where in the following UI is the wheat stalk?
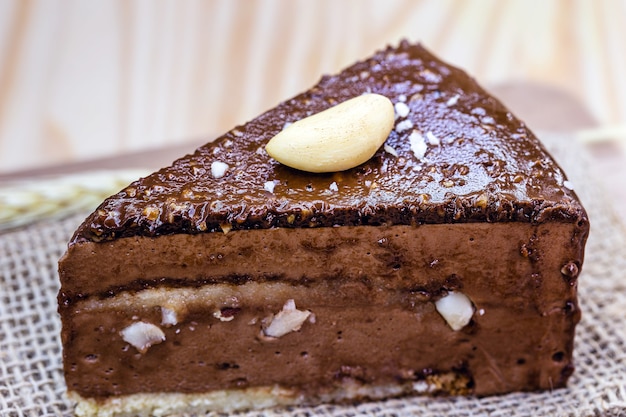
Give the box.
[0,170,149,233]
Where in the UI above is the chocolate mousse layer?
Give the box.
[60,222,583,401]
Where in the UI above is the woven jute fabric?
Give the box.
[1,134,625,417]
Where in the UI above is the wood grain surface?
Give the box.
[1,0,626,174]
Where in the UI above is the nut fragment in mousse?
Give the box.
[262,299,312,339]
[120,322,166,354]
[434,291,475,331]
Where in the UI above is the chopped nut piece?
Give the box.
[446,94,460,106]
[395,119,414,133]
[120,322,165,354]
[191,166,205,176]
[475,193,489,209]
[264,181,276,193]
[220,223,232,234]
[263,299,312,339]
[210,161,229,179]
[142,206,160,221]
[426,131,440,145]
[160,307,178,326]
[384,144,399,157]
[442,179,455,188]
[409,130,427,160]
[435,291,475,331]
[394,101,410,118]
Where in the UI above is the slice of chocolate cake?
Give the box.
[58,41,589,417]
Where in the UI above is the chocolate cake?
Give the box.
[58,41,589,416]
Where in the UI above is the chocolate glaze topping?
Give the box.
[73,41,587,243]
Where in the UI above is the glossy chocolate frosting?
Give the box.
[72,41,587,244]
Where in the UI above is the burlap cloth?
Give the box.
[1,134,625,417]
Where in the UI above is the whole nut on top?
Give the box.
[265,94,395,173]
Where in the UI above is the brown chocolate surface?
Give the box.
[71,41,587,244]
